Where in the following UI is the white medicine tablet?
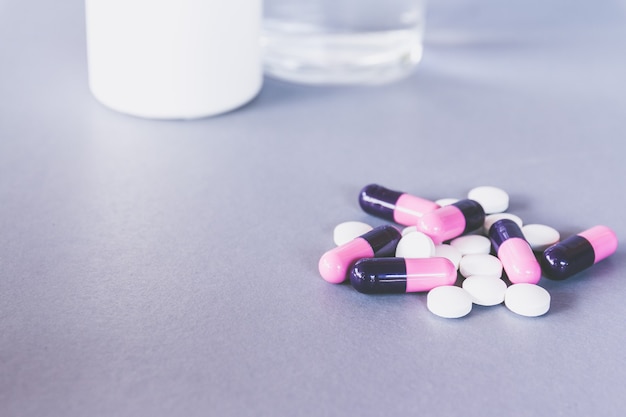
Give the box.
[333,221,373,246]
[522,224,560,252]
[427,286,473,318]
[462,276,507,306]
[504,283,550,317]
[434,244,463,270]
[468,186,509,214]
[484,213,523,234]
[395,231,435,258]
[435,198,459,207]
[449,235,492,255]
[459,254,502,278]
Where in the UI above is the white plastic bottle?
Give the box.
[85,0,262,119]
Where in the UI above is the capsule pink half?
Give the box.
[417,205,466,245]
[318,238,375,284]
[393,194,440,226]
[578,225,618,264]
[405,257,457,292]
[497,237,541,284]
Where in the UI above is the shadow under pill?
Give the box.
[545,291,574,315]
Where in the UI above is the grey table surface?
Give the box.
[2,0,626,416]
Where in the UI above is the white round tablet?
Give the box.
[459,254,502,278]
[484,213,523,234]
[435,198,459,207]
[522,224,560,252]
[395,231,435,258]
[504,283,550,317]
[333,221,373,246]
[434,244,463,270]
[449,235,492,255]
[468,186,509,214]
[427,286,473,318]
[462,276,507,306]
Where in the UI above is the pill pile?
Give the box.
[318,184,618,318]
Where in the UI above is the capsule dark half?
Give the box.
[541,225,617,280]
[319,225,402,284]
[416,199,485,244]
[350,257,457,294]
[358,184,440,226]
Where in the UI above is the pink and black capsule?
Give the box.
[318,225,402,284]
[416,199,485,244]
[350,257,457,294]
[358,184,440,226]
[489,218,541,284]
[541,225,617,280]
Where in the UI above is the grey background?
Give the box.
[1,0,625,416]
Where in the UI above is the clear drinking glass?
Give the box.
[261,0,427,85]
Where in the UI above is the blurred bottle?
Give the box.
[85,0,262,119]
